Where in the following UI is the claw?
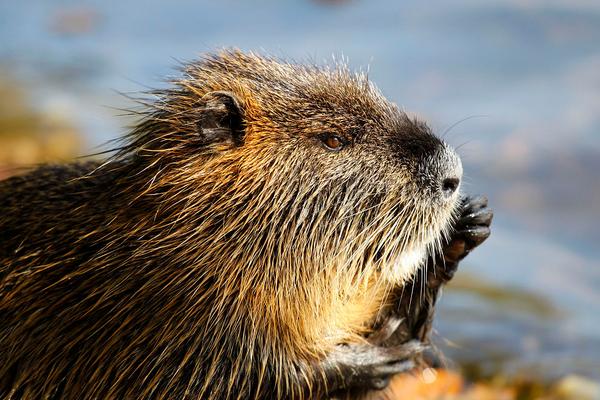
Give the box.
[459,226,491,246]
[375,359,415,376]
[461,194,488,214]
[457,208,494,228]
[370,377,390,390]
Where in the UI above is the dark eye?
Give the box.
[321,134,346,151]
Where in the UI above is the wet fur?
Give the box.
[0,50,459,399]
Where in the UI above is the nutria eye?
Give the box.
[321,134,345,151]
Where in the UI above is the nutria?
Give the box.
[0,50,490,399]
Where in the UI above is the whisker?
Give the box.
[441,114,488,140]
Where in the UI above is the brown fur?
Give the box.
[0,50,460,399]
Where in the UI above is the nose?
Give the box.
[442,177,460,198]
[438,145,463,200]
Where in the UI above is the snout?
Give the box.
[437,146,463,201]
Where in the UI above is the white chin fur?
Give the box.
[382,246,427,285]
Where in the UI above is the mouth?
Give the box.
[378,196,462,285]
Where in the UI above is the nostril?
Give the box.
[442,177,460,196]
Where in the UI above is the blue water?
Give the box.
[1,0,599,381]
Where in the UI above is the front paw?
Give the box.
[454,195,493,253]
[434,195,493,283]
[322,340,424,394]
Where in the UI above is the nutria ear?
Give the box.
[197,91,245,146]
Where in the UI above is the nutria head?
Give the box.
[121,49,462,287]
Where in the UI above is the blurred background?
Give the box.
[1,0,599,398]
